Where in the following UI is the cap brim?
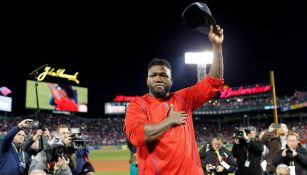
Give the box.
[182,3,216,34]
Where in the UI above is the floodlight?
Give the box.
[184,51,213,64]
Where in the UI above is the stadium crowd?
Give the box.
[3,113,307,174]
[0,90,307,174]
[1,111,307,147]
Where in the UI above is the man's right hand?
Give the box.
[18,119,34,129]
[144,104,187,143]
[57,156,70,170]
[33,129,43,141]
[268,123,276,133]
[43,128,52,140]
[167,104,187,126]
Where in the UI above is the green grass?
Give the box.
[91,149,234,175]
[90,149,130,160]
[25,80,88,110]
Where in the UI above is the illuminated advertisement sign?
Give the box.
[113,95,138,102]
[0,96,12,112]
[105,102,129,115]
[220,84,271,98]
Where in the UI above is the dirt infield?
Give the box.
[92,160,130,172]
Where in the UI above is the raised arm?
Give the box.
[208,25,224,78]
[0,119,32,154]
[48,83,66,100]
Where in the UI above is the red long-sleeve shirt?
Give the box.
[124,75,224,175]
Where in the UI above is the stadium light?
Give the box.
[184,51,213,64]
[184,51,213,81]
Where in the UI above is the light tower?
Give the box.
[184,51,213,81]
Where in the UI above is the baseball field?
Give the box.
[90,149,130,175]
[90,146,235,175]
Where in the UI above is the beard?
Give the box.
[149,85,171,98]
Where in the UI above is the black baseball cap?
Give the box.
[182,2,216,34]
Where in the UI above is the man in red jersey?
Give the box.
[124,25,224,175]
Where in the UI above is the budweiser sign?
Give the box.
[113,95,139,102]
[220,84,271,98]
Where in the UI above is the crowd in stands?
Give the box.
[0,113,126,146]
[3,114,307,174]
[0,90,306,147]
[198,93,273,113]
[0,111,306,148]
[196,90,307,114]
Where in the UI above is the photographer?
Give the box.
[73,145,95,175]
[275,164,290,175]
[0,119,32,175]
[200,133,237,175]
[29,124,77,175]
[127,139,138,175]
[272,131,307,175]
[232,126,264,175]
[261,123,289,174]
[69,128,95,175]
[29,137,72,175]
[56,124,78,171]
[23,128,51,173]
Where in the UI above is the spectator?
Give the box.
[29,169,47,175]
[232,126,264,175]
[272,131,307,175]
[261,123,289,174]
[0,119,33,175]
[127,139,138,175]
[29,137,72,175]
[275,164,290,175]
[200,133,237,175]
[258,129,270,174]
[79,161,95,175]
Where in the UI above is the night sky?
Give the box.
[1,0,306,117]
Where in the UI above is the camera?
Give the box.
[28,120,40,129]
[234,127,252,139]
[70,128,85,150]
[272,123,281,128]
[234,127,248,139]
[234,130,244,139]
[208,165,217,172]
[286,149,293,157]
[28,120,46,132]
[285,145,294,157]
[45,138,67,162]
[208,165,218,175]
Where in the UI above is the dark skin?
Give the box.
[144,25,224,143]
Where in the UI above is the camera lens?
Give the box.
[234,130,244,139]
[56,147,65,156]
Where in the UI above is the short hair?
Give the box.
[29,169,47,175]
[287,131,300,141]
[276,164,290,174]
[148,58,172,71]
[56,124,68,133]
[212,133,224,141]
